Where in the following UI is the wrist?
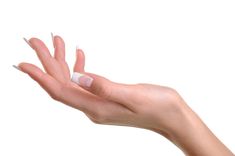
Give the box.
[161,100,233,156]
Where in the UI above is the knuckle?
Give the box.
[90,118,103,124]
[94,84,112,100]
[49,84,63,101]
[50,93,58,100]
[49,89,61,101]
[90,109,109,124]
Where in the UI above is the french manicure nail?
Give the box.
[12,65,22,72]
[71,72,93,87]
[51,32,55,48]
[23,37,33,49]
[76,45,79,50]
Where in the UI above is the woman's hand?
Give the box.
[17,35,234,156]
[18,35,183,132]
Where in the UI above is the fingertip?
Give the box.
[27,38,44,50]
[18,62,41,75]
[18,62,27,66]
[76,49,83,59]
[18,62,29,73]
[53,34,66,62]
[77,48,85,57]
[74,48,85,73]
[28,37,38,44]
[78,49,85,62]
[53,35,64,44]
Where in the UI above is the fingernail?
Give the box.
[23,37,33,49]
[12,65,22,72]
[51,32,55,48]
[76,45,79,50]
[71,72,93,87]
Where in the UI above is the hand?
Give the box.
[18,35,183,132]
[17,35,234,156]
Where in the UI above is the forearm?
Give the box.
[164,103,234,156]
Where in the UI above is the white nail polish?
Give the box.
[76,45,79,50]
[51,32,55,48]
[71,72,93,87]
[71,72,83,85]
[12,65,22,71]
[23,37,33,49]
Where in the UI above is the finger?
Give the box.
[52,34,70,80]
[26,38,55,76]
[18,62,99,113]
[71,71,137,112]
[73,48,85,73]
[28,38,54,72]
[18,63,134,121]
[27,37,69,82]
[53,35,65,61]
[18,62,62,100]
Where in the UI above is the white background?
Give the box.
[0,0,235,155]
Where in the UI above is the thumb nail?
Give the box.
[71,72,93,87]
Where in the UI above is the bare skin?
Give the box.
[17,35,234,156]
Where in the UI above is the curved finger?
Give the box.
[29,37,53,62]
[18,62,97,113]
[18,62,62,100]
[26,37,69,83]
[28,38,54,72]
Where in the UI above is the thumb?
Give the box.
[71,72,132,105]
[72,49,134,108]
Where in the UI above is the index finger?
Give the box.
[28,37,54,72]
